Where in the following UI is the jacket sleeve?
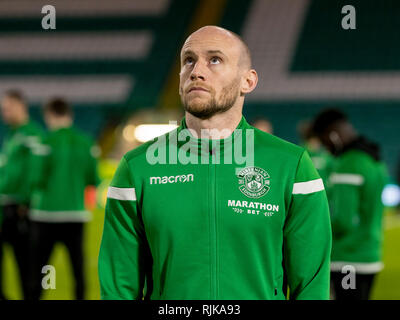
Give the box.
[329,156,387,241]
[0,152,6,195]
[1,134,43,203]
[25,134,50,202]
[86,143,101,187]
[29,137,52,191]
[283,150,332,300]
[98,156,151,300]
[0,138,24,196]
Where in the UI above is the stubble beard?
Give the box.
[181,78,241,120]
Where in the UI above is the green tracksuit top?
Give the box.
[328,138,387,274]
[0,121,44,205]
[29,126,100,222]
[305,145,335,188]
[98,116,332,300]
[0,151,4,225]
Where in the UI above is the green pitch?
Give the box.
[2,208,400,300]
[370,208,400,300]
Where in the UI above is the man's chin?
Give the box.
[183,96,235,120]
[185,107,215,120]
[184,100,211,117]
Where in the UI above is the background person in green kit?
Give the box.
[297,120,335,194]
[312,109,388,300]
[27,98,100,300]
[0,89,44,300]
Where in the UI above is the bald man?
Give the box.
[99,26,332,300]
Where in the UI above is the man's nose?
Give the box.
[190,60,206,81]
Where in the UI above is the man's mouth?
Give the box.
[188,87,209,93]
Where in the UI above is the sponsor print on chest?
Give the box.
[227,199,279,217]
[231,166,279,217]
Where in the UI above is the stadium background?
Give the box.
[0,0,399,299]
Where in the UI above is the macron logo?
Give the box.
[150,174,194,185]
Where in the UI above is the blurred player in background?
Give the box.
[252,117,273,134]
[397,154,400,212]
[312,108,388,300]
[0,89,44,300]
[297,120,334,191]
[27,98,100,300]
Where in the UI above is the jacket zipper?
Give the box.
[209,148,217,299]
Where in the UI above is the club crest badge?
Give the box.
[237,167,270,198]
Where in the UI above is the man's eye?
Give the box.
[184,57,194,65]
[210,57,221,65]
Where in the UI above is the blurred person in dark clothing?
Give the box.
[28,98,100,300]
[0,89,44,300]
[298,120,334,191]
[312,108,388,300]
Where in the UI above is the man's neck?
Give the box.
[306,138,321,152]
[49,118,73,131]
[12,117,28,128]
[185,109,243,140]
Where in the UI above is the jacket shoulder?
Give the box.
[253,127,305,159]
[336,150,380,174]
[24,121,45,136]
[68,127,95,146]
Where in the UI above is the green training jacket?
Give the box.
[0,121,44,205]
[98,116,332,300]
[0,151,3,225]
[29,126,100,223]
[305,145,335,188]
[328,137,387,274]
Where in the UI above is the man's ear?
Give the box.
[241,69,258,95]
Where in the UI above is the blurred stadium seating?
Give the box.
[0,0,198,145]
[241,0,400,179]
[0,0,398,176]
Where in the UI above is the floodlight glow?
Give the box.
[134,124,178,143]
[381,184,400,207]
[122,124,136,142]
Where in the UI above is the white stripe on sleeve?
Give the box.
[330,261,383,274]
[292,178,324,195]
[107,187,137,201]
[330,173,364,186]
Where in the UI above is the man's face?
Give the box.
[0,96,19,125]
[319,126,339,154]
[179,28,244,119]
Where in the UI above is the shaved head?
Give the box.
[183,26,252,70]
[179,25,257,120]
